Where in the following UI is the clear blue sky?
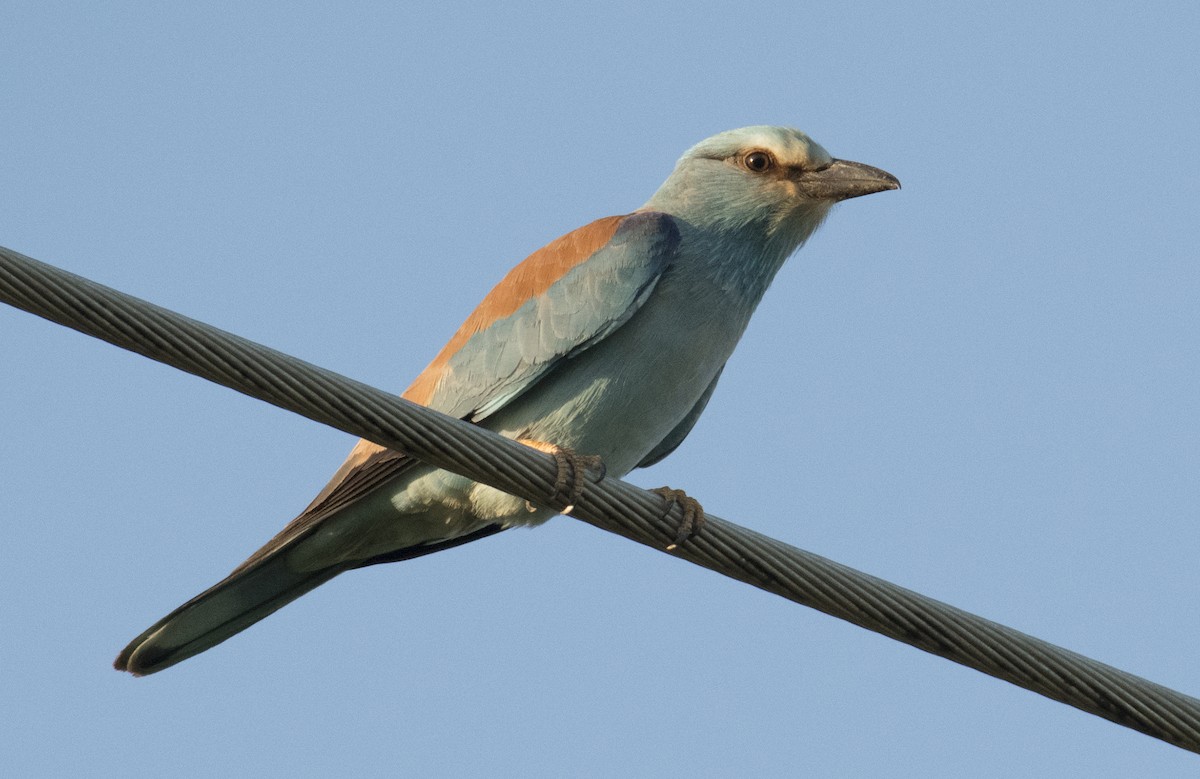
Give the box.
[3,2,1199,776]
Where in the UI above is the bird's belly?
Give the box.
[448,286,745,527]
[484,275,750,475]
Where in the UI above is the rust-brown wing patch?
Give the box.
[402,214,627,407]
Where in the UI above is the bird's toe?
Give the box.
[652,486,705,550]
[519,439,606,514]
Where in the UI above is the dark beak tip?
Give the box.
[864,165,901,193]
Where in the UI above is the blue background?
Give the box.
[3,2,1199,775]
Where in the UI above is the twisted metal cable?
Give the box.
[2,243,1198,753]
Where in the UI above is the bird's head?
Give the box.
[644,126,899,251]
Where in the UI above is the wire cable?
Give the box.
[2,243,1198,753]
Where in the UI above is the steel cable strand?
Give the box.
[2,244,1199,752]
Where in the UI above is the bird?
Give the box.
[114,125,899,675]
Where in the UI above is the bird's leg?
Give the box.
[518,439,606,515]
[652,487,705,550]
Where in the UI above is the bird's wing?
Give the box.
[405,210,680,421]
[636,364,724,468]
[229,211,679,573]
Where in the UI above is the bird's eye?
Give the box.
[743,151,773,172]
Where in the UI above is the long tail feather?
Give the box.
[114,523,506,676]
[114,554,343,676]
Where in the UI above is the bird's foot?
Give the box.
[652,487,705,550]
[519,439,606,514]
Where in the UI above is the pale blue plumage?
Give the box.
[115,126,898,675]
[435,212,679,422]
[637,364,725,468]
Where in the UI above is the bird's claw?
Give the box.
[520,439,605,514]
[652,487,704,550]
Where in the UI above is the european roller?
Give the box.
[115,126,899,675]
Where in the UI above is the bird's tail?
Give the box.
[115,522,507,676]
[114,553,344,676]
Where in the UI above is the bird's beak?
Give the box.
[794,159,900,202]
